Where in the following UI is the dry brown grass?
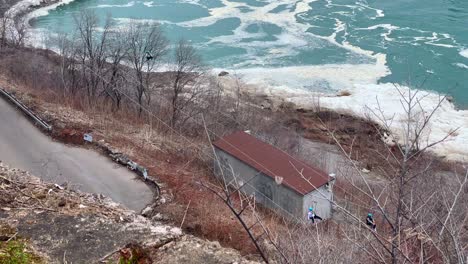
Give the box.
[0,72,262,256]
[0,47,396,259]
[2,47,462,263]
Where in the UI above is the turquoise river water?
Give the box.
[29,0,468,107]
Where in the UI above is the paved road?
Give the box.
[0,98,153,212]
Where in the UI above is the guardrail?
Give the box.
[0,88,162,209]
[0,88,52,131]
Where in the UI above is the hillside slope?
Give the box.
[0,163,259,263]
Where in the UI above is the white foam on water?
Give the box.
[295,0,317,14]
[426,43,456,48]
[460,49,468,59]
[423,32,459,49]
[180,0,338,71]
[94,1,135,8]
[113,17,173,25]
[355,1,384,19]
[375,9,384,18]
[454,63,468,69]
[228,62,388,93]
[207,23,266,45]
[358,24,398,31]
[178,0,205,7]
[356,24,399,41]
[177,0,243,27]
[316,18,388,68]
[331,11,351,16]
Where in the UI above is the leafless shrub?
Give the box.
[310,85,468,263]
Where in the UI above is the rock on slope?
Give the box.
[0,162,259,263]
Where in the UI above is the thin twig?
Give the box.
[180,200,191,229]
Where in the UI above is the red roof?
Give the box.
[213,131,330,195]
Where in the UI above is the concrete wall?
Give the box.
[214,147,330,219]
[302,184,333,219]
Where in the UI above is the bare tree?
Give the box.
[8,17,27,47]
[125,21,168,116]
[101,29,128,110]
[52,31,82,97]
[0,15,9,49]
[169,39,208,128]
[73,10,112,103]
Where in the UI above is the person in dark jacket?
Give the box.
[145,51,154,61]
[366,213,376,231]
[307,207,323,223]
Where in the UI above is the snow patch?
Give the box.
[460,49,468,59]
[286,83,468,162]
[454,63,468,69]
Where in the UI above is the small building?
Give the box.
[213,131,334,220]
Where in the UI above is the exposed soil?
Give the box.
[296,110,390,173]
[276,106,461,179]
[55,128,86,145]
